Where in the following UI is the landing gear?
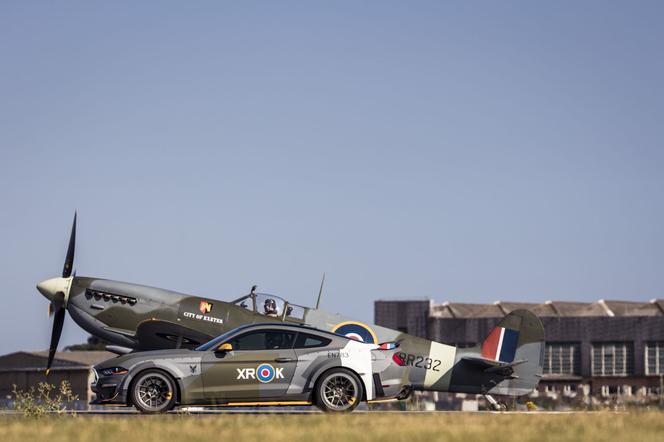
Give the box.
[484,394,507,411]
[396,386,413,401]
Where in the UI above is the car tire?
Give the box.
[130,369,177,414]
[314,368,363,413]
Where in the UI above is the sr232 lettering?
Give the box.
[396,352,441,371]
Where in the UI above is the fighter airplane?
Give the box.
[37,214,545,403]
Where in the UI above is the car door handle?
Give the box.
[274,357,295,363]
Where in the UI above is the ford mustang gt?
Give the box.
[92,323,407,413]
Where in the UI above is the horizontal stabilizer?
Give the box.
[461,355,527,373]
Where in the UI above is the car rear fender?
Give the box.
[301,342,375,400]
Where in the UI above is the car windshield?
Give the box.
[195,325,254,351]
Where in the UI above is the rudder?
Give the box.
[484,309,545,396]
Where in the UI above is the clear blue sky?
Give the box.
[1,1,662,354]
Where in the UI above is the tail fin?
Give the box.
[481,323,520,363]
[481,309,545,396]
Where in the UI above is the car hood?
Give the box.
[94,348,196,370]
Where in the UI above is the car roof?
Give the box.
[224,322,352,341]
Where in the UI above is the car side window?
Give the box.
[230,331,295,350]
[294,332,331,349]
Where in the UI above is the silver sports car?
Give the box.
[92,323,407,413]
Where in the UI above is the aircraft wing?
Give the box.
[128,319,214,350]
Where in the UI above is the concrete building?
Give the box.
[0,351,114,409]
[375,298,664,408]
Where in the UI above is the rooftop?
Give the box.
[0,351,116,371]
[419,299,664,318]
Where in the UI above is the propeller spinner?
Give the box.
[36,212,76,375]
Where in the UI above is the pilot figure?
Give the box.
[263,298,278,317]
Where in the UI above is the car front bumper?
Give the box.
[90,369,130,405]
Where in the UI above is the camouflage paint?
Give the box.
[67,276,544,401]
[92,324,399,406]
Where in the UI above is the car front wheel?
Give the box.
[130,369,177,414]
[315,368,363,413]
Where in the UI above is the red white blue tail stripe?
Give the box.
[481,326,519,362]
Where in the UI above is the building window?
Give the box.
[543,342,580,375]
[591,342,633,376]
[645,342,664,375]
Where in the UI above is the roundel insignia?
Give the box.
[331,321,378,344]
[256,363,275,383]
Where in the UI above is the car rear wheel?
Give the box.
[315,368,363,413]
[130,370,177,414]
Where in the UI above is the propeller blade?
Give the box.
[46,297,66,375]
[50,290,65,316]
[62,212,76,278]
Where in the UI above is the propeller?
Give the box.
[47,294,66,374]
[62,212,76,279]
[37,212,76,375]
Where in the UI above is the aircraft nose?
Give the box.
[36,277,65,302]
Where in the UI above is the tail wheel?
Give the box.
[315,368,363,413]
[130,370,177,414]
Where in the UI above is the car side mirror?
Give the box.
[216,342,233,352]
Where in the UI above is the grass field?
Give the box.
[1,412,662,442]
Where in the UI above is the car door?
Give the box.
[200,329,297,402]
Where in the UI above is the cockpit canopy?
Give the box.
[232,292,306,321]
